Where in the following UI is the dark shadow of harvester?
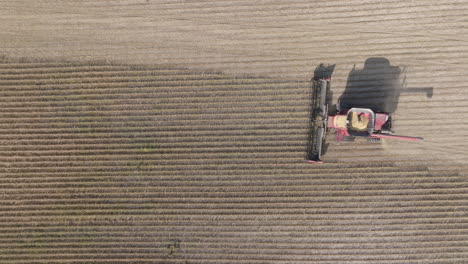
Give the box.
[339,57,401,113]
[338,57,433,113]
[400,66,434,98]
[306,64,335,162]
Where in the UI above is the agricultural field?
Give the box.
[0,0,468,263]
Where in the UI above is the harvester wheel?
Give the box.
[367,138,381,144]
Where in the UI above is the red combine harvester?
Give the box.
[307,78,423,163]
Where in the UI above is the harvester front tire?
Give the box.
[367,138,381,144]
[342,136,355,142]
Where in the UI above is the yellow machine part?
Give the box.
[349,112,369,131]
[333,115,347,129]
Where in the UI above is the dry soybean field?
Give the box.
[1,1,468,263]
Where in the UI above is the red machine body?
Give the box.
[327,108,423,142]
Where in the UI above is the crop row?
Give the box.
[0,249,465,263]
[3,173,462,189]
[4,192,465,207]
